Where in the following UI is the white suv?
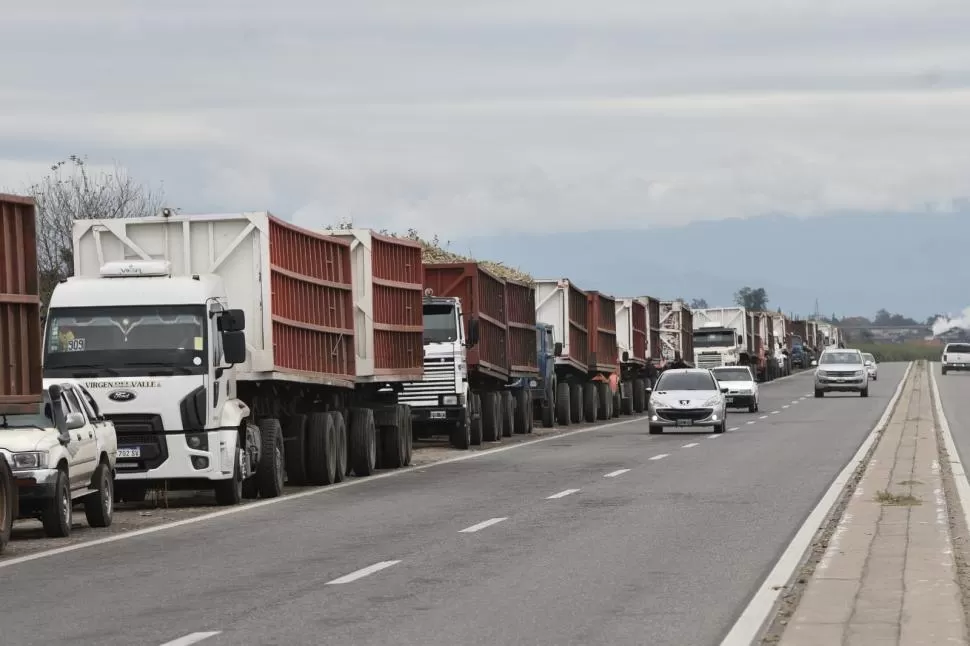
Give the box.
[0,380,118,538]
[941,343,970,375]
[814,349,869,397]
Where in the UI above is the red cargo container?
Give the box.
[424,263,509,382]
[587,291,619,373]
[369,232,424,377]
[0,194,42,414]
[269,216,355,383]
[506,279,538,377]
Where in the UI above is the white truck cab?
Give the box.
[0,380,117,537]
[44,260,252,503]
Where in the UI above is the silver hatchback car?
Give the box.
[814,349,870,397]
[648,368,729,434]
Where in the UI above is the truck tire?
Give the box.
[481,392,501,442]
[396,405,411,465]
[470,393,483,445]
[0,455,14,553]
[555,382,571,426]
[283,415,309,486]
[632,379,644,413]
[307,412,338,484]
[570,384,584,424]
[542,386,556,428]
[42,468,72,538]
[214,447,244,506]
[450,406,471,450]
[84,461,114,528]
[500,391,514,438]
[584,383,598,423]
[331,412,349,481]
[256,418,285,498]
[349,408,377,477]
[376,409,406,470]
[613,390,622,418]
[525,391,535,433]
[402,409,413,465]
[596,382,611,420]
[513,389,530,434]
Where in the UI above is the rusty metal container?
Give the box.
[505,279,538,378]
[587,291,619,373]
[535,278,589,373]
[616,298,648,366]
[424,262,509,382]
[0,194,42,414]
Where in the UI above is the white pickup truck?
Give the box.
[941,343,970,375]
[0,380,118,538]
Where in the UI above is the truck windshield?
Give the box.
[693,329,736,348]
[424,303,459,344]
[44,305,207,376]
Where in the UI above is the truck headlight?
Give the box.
[441,395,458,406]
[11,452,48,470]
[529,379,538,387]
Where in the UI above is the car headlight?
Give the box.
[854,370,864,377]
[441,395,458,406]
[704,397,721,407]
[11,451,48,470]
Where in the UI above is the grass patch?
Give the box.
[850,343,941,362]
[875,489,922,505]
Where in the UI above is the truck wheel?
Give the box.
[450,406,471,450]
[42,468,72,538]
[542,387,556,428]
[513,389,530,434]
[331,413,349,480]
[84,461,114,528]
[570,384,584,424]
[631,379,644,413]
[402,410,413,465]
[349,408,377,477]
[584,383,598,423]
[0,456,14,552]
[481,392,501,442]
[307,412,339,484]
[613,390,622,418]
[256,418,285,498]
[596,382,611,420]
[500,391,514,438]
[470,393,483,445]
[396,405,411,465]
[283,415,309,485]
[525,391,535,433]
[214,447,244,506]
[376,409,405,470]
[555,382,571,426]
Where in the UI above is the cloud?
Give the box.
[1,1,969,235]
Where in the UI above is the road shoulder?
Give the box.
[777,362,967,645]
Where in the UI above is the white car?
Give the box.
[711,366,760,412]
[813,349,869,397]
[0,380,118,537]
[941,343,970,375]
[862,353,878,381]
[648,368,728,435]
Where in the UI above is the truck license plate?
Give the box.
[430,411,446,420]
[117,447,141,459]
[676,419,692,427]
[725,397,734,403]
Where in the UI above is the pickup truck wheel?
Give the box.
[0,456,14,552]
[332,413,349,480]
[214,448,244,506]
[814,389,824,398]
[349,408,377,477]
[307,412,338,484]
[256,418,285,498]
[861,387,869,398]
[555,382,571,426]
[42,469,72,538]
[84,462,114,528]
[469,393,483,445]
[513,389,529,434]
[942,367,948,375]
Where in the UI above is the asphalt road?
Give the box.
[932,361,970,469]
[0,364,908,646]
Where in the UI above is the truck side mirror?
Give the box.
[218,309,246,332]
[466,317,480,346]
[622,350,629,362]
[222,331,247,365]
[553,342,563,357]
[737,335,743,344]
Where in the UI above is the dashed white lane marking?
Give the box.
[707,434,721,439]
[326,560,402,585]
[650,453,670,460]
[759,415,768,419]
[547,488,580,499]
[770,411,779,415]
[682,442,699,448]
[604,469,631,478]
[160,632,222,646]
[728,427,740,431]
[791,400,799,404]
[459,517,508,533]
[782,405,790,409]
[746,420,756,425]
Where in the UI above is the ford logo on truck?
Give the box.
[107,390,137,402]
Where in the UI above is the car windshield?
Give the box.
[712,368,751,382]
[0,394,55,430]
[656,371,717,391]
[819,352,862,365]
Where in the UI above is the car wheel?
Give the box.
[861,387,869,397]
[814,389,824,398]
[649,425,663,435]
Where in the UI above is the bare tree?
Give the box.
[31,155,165,306]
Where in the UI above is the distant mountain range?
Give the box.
[448,210,966,319]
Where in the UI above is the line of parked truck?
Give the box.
[0,196,841,551]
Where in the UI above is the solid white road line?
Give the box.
[720,361,913,646]
[159,632,222,646]
[682,443,699,448]
[547,488,580,499]
[649,453,669,460]
[604,469,631,478]
[459,517,508,533]
[928,364,970,549]
[326,560,402,585]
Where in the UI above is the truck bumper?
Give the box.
[116,429,237,483]
[411,406,464,424]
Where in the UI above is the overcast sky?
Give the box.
[1,0,969,237]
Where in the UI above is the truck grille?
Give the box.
[399,357,457,407]
[656,408,713,421]
[104,413,168,471]
[696,353,724,368]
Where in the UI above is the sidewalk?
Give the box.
[778,363,967,645]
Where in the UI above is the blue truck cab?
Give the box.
[791,334,805,368]
[510,323,560,429]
